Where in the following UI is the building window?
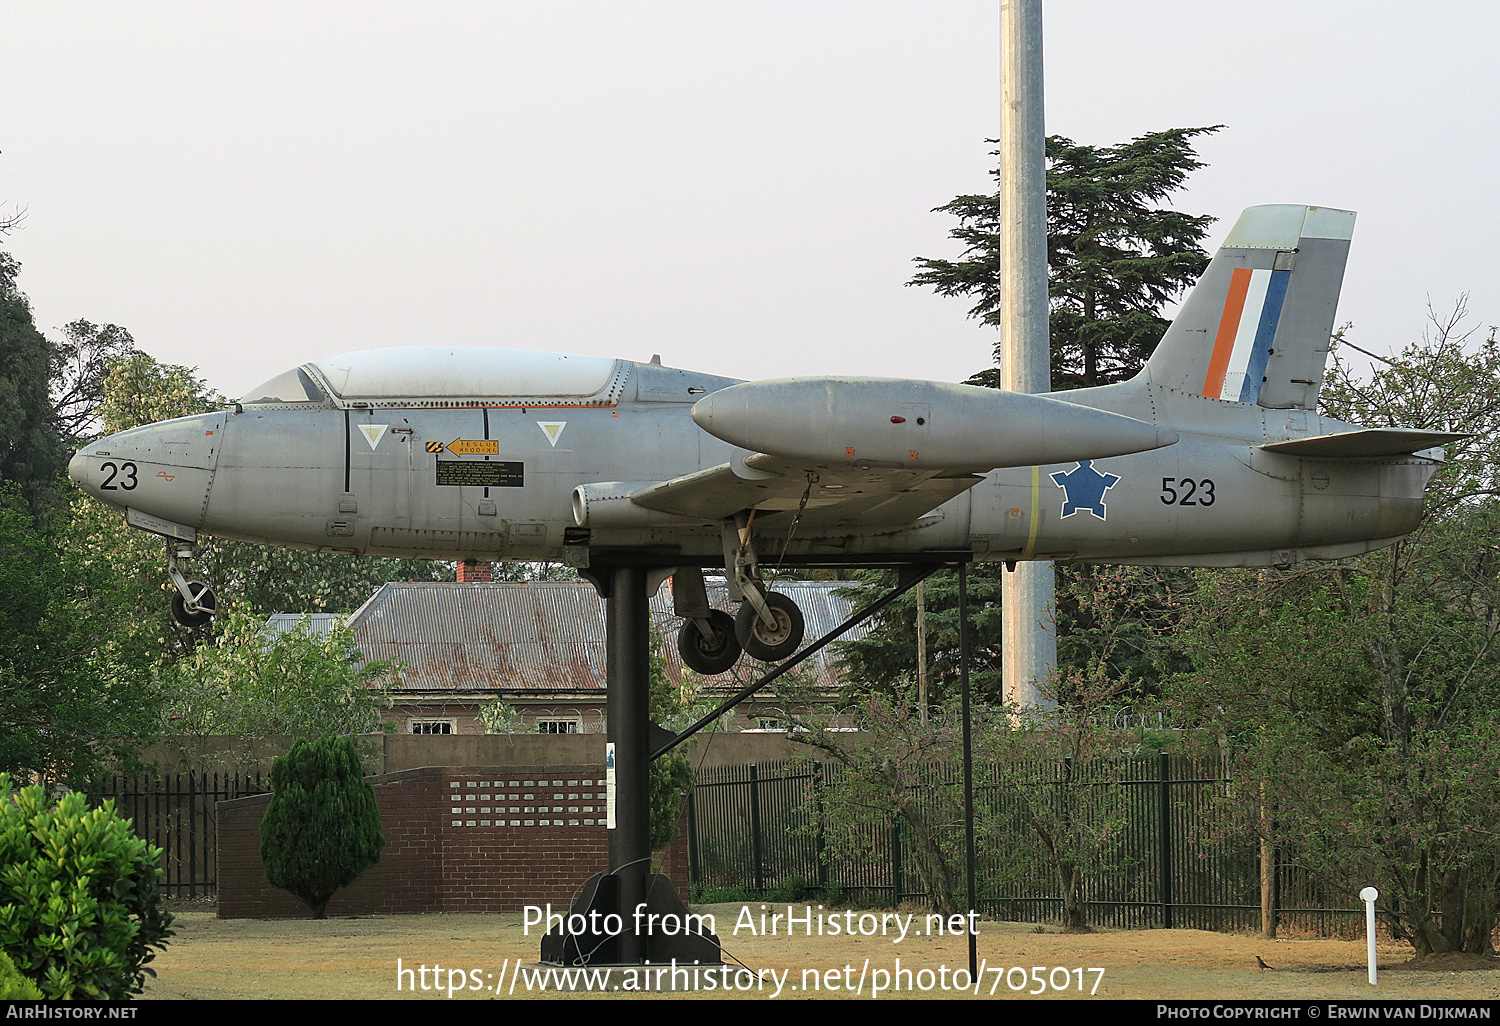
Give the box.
[535,718,581,734]
[409,719,455,735]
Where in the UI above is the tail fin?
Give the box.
[1144,204,1355,410]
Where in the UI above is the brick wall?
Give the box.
[218,765,690,918]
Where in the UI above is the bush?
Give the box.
[0,950,42,999]
[0,774,174,999]
[260,737,385,918]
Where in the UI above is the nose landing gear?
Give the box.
[165,541,216,628]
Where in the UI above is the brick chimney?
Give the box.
[457,560,493,583]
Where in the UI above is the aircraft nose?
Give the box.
[67,450,89,488]
[68,413,225,529]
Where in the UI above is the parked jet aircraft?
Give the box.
[69,204,1461,672]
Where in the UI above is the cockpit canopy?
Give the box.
[240,367,327,405]
[239,347,626,409]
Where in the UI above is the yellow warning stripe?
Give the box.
[1020,465,1041,559]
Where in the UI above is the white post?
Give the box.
[1359,886,1379,985]
[999,0,1058,710]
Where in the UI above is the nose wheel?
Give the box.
[171,581,217,628]
[165,540,217,628]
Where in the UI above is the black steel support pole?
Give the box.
[605,564,653,964]
[960,563,978,979]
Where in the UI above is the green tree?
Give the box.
[477,698,523,734]
[0,951,42,999]
[844,129,1219,712]
[0,254,67,507]
[834,568,1006,705]
[785,688,970,914]
[260,736,385,919]
[981,664,1143,933]
[1166,305,1500,956]
[835,563,1185,714]
[97,353,222,435]
[50,320,141,445]
[0,492,164,785]
[160,608,399,738]
[911,126,1220,390]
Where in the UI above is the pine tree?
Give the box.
[260,737,384,918]
[911,126,1221,390]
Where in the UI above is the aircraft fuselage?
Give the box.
[68,359,1435,570]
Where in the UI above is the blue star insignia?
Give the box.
[1050,460,1120,520]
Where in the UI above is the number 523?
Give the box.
[1160,477,1215,506]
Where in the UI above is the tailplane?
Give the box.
[1143,204,1355,410]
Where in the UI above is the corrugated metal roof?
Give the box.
[340,579,871,693]
[263,612,342,640]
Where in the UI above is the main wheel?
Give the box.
[171,581,217,629]
[678,610,741,675]
[734,591,804,662]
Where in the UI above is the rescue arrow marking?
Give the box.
[447,438,501,456]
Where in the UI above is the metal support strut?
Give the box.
[538,564,721,968]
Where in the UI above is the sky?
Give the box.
[3,1,1497,399]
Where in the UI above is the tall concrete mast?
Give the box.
[999,0,1058,709]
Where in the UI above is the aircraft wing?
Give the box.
[619,375,1184,531]
[628,454,986,527]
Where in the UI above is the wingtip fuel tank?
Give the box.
[690,377,1179,471]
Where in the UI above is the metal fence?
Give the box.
[688,754,1374,933]
[83,756,1373,934]
[88,772,270,899]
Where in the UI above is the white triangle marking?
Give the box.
[358,423,388,450]
[537,421,567,447]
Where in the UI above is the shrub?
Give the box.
[0,774,174,999]
[260,737,385,918]
[0,950,42,999]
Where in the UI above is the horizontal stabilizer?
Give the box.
[1260,428,1466,459]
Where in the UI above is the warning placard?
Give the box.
[435,461,524,488]
[446,438,501,456]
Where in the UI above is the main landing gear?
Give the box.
[165,540,216,628]
[671,513,807,673]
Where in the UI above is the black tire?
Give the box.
[171,581,217,629]
[678,610,741,675]
[734,591,804,662]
